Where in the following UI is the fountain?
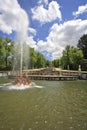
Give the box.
[0,5,43,90]
[0,38,45,90]
[13,42,29,73]
[0,41,43,90]
[12,41,32,87]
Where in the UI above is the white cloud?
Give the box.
[26,36,36,49]
[31,1,62,24]
[36,19,87,60]
[38,0,48,5]
[73,4,87,17]
[28,27,36,36]
[0,0,37,50]
[0,0,29,42]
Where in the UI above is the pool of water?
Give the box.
[0,79,87,130]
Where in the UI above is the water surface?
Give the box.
[0,79,87,130]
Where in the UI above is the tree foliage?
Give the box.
[52,59,60,67]
[29,48,50,69]
[0,37,14,70]
[30,48,37,69]
[77,34,87,59]
[60,45,83,70]
[36,52,46,68]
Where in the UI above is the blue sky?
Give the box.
[0,0,87,60]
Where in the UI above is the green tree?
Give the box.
[4,37,14,69]
[46,60,51,67]
[0,37,14,70]
[30,47,49,69]
[77,34,87,59]
[61,45,83,70]
[30,48,37,69]
[0,37,5,69]
[36,52,46,68]
[52,59,60,67]
[69,47,83,69]
[81,59,87,70]
[61,45,71,69]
